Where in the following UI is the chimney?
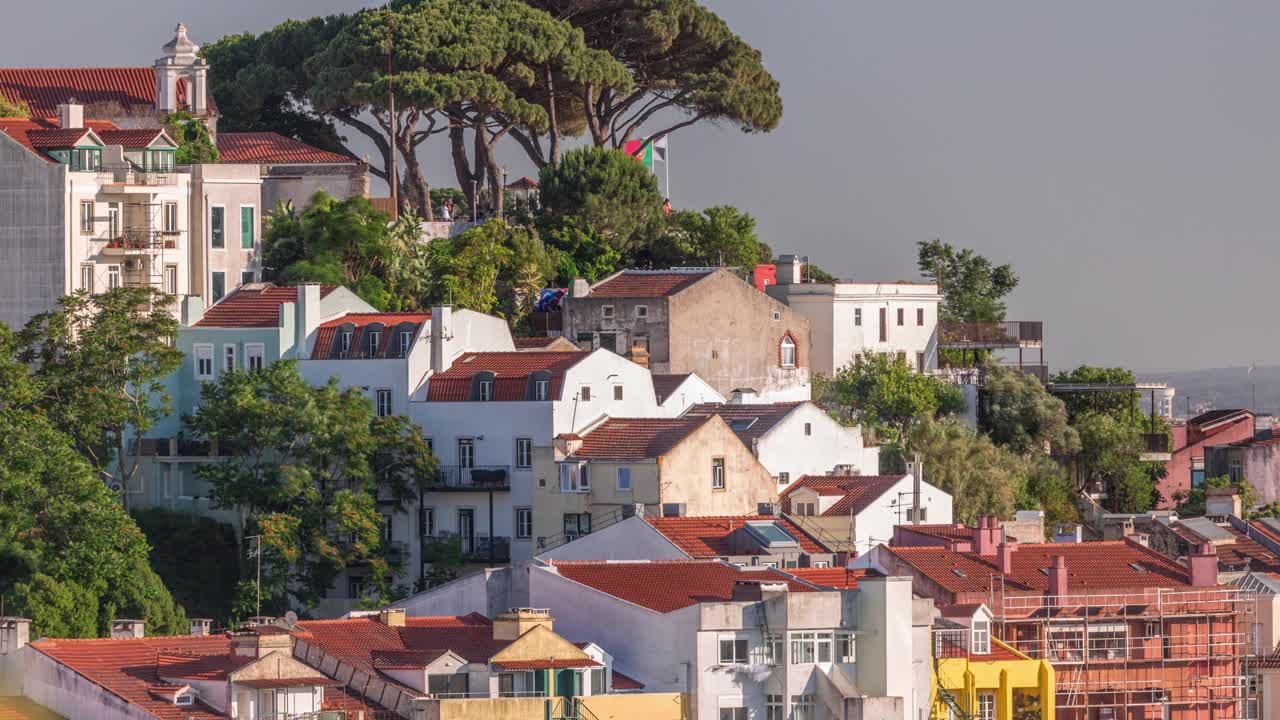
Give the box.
[0,617,31,654]
[493,608,553,641]
[732,580,789,602]
[56,102,83,130]
[625,343,649,368]
[379,608,406,628]
[569,278,591,298]
[997,541,1016,574]
[776,255,803,285]
[728,388,759,405]
[973,517,998,557]
[1047,556,1068,603]
[189,618,212,636]
[111,619,145,639]
[295,284,321,358]
[430,305,453,373]
[230,626,294,658]
[1188,542,1219,587]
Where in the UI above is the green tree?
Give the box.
[910,416,1023,524]
[1071,411,1155,513]
[132,509,242,625]
[185,361,435,609]
[1172,475,1257,518]
[821,353,965,466]
[983,363,1080,456]
[538,147,664,257]
[0,91,29,117]
[164,111,220,164]
[423,220,556,328]
[916,239,1018,324]
[1051,366,1144,422]
[647,206,772,269]
[15,287,182,490]
[539,216,621,284]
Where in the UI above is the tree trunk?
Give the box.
[545,64,561,166]
[396,134,432,220]
[448,125,482,217]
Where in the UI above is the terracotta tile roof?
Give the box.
[781,567,878,589]
[322,685,386,717]
[235,676,341,689]
[26,128,96,148]
[651,374,692,404]
[311,312,430,359]
[899,524,975,542]
[570,417,713,459]
[427,351,587,401]
[513,336,567,350]
[490,658,601,670]
[0,67,197,117]
[645,515,831,556]
[192,284,338,328]
[1190,409,1251,427]
[610,669,644,690]
[938,602,986,619]
[156,650,252,680]
[588,270,712,298]
[29,634,231,720]
[683,402,803,443]
[1177,523,1280,571]
[1252,520,1280,546]
[887,541,1194,596]
[0,697,63,720]
[216,132,354,165]
[97,128,167,148]
[0,118,118,162]
[780,475,905,516]
[1255,653,1280,669]
[549,559,817,613]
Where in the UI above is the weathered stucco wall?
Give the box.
[659,416,778,515]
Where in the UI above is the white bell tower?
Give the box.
[154,23,208,115]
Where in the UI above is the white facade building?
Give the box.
[782,474,954,556]
[766,256,941,376]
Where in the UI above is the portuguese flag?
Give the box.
[624,136,666,170]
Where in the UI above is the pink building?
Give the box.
[1159,409,1254,508]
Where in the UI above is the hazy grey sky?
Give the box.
[4,1,1276,372]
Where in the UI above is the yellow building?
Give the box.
[930,605,1055,720]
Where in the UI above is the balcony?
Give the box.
[98,163,179,187]
[932,627,972,658]
[423,533,511,563]
[930,363,1049,387]
[939,321,1043,349]
[1140,432,1172,462]
[428,465,511,491]
[101,228,178,253]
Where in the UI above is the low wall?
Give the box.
[581,692,686,720]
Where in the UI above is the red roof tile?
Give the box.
[645,515,831,556]
[193,284,338,328]
[683,402,803,443]
[97,128,168,148]
[491,658,601,670]
[1175,523,1280,571]
[0,118,117,162]
[589,270,712,298]
[0,67,196,117]
[427,351,587,401]
[29,634,231,720]
[156,650,252,680]
[322,685,386,718]
[512,336,573,350]
[570,417,713,459]
[610,669,644,690]
[216,132,354,165]
[898,524,975,542]
[1253,520,1280,546]
[549,560,817,613]
[311,312,430,359]
[781,567,878,589]
[887,541,1195,596]
[0,697,62,720]
[780,475,905,516]
[235,677,340,689]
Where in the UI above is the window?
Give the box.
[71,147,101,171]
[906,506,928,522]
[419,507,435,537]
[712,457,725,490]
[559,463,590,493]
[816,632,833,663]
[163,202,178,233]
[427,673,468,697]
[478,379,494,402]
[174,692,194,707]
[635,305,648,319]
[777,472,790,486]
[766,695,784,720]
[80,201,94,233]
[376,389,392,417]
[814,560,830,568]
[515,438,533,468]
[563,513,591,537]
[210,206,224,248]
[246,344,265,372]
[368,330,382,356]
[897,307,904,326]
[340,331,353,354]
[772,310,781,321]
[210,271,225,301]
[240,206,255,248]
[719,709,746,720]
[399,330,412,357]
[613,384,624,401]
[194,345,214,380]
[579,386,591,402]
[601,305,615,320]
[917,351,926,372]
[1085,622,1127,660]
[795,501,816,516]
[976,693,995,720]
[1230,458,1243,483]
[719,637,748,664]
[804,422,812,436]
[108,265,121,290]
[382,514,393,542]
[835,631,856,663]
[457,439,475,468]
[223,344,236,373]
[107,203,120,238]
[917,307,925,326]
[498,673,516,698]
[80,264,94,291]
[971,620,991,654]
[516,508,532,539]
[534,379,549,401]
[759,634,783,665]
[159,264,177,295]
[780,336,796,368]
[791,632,816,663]
[854,308,862,326]
[241,271,255,285]
[616,467,631,491]
[879,307,887,342]
[791,695,816,720]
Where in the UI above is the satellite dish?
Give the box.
[284,610,298,626]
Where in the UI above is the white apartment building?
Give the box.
[780,474,953,557]
[766,255,941,376]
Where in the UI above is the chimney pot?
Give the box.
[56,102,83,130]
[1188,542,1219,587]
[189,618,212,636]
[997,542,1016,574]
[1047,556,1068,605]
[379,608,406,627]
[0,617,31,654]
[111,619,145,639]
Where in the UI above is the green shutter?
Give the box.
[241,207,254,248]
[211,207,224,248]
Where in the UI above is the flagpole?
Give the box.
[665,135,671,201]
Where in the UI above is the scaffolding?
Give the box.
[91,197,178,293]
[985,586,1254,719]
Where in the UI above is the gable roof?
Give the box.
[1172,521,1280,572]
[98,128,170,148]
[588,270,713,298]
[216,132,354,165]
[780,475,906,516]
[1190,409,1252,428]
[651,374,692,404]
[683,402,804,443]
[310,312,431,359]
[427,351,588,401]
[512,336,576,351]
[886,541,1194,596]
[782,566,879,590]
[0,67,199,117]
[569,416,714,459]
[548,560,817,613]
[29,634,233,720]
[645,515,831,557]
[192,284,338,328]
[0,117,117,162]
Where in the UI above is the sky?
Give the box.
[3,1,1278,372]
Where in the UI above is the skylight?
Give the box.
[1129,562,1148,573]
[728,418,758,432]
[951,568,968,578]
[744,521,800,549]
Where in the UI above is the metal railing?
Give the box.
[536,505,655,552]
[98,163,180,186]
[931,363,1049,386]
[423,533,511,563]
[100,228,179,250]
[1141,432,1170,453]
[933,627,972,658]
[429,465,511,490]
[939,321,1043,347]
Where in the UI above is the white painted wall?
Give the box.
[852,474,953,554]
[536,517,688,562]
[657,374,725,417]
[551,350,664,432]
[755,403,880,487]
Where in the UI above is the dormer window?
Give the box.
[971,619,990,654]
[368,330,382,356]
[479,379,494,401]
[340,330,353,354]
[174,691,195,706]
[399,330,412,357]
[534,379,549,401]
[70,147,102,171]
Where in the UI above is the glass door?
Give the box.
[458,509,475,556]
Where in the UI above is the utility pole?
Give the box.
[386,10,398,221]
[246,534,262,618]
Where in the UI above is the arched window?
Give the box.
[780,335,797,368]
